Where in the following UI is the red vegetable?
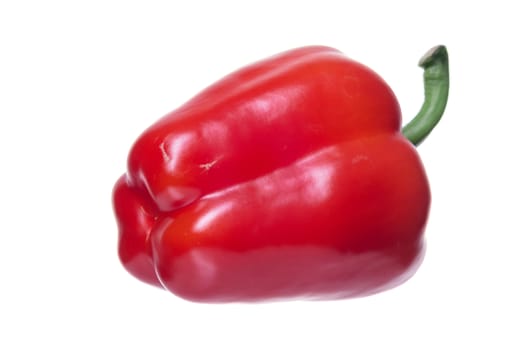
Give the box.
[113,45,449,302]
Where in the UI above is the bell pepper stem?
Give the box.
[402,45,449,146]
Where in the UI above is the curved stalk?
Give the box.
[402,45,449,146]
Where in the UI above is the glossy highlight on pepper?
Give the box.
[112,45,449,302]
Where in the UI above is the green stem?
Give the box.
[402,45,449,146]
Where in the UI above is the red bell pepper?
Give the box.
[113,45,449,302]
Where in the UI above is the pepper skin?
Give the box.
[113,45,449,302]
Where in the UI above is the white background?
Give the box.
[1,1,524,349]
